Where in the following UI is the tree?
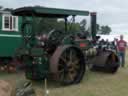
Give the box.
[0,6,13,11]
[3,8,13,11]
[96,24,100,32]
[0,6,3,10]
[36,18,81,35]
[36,18,58,34]
[80,19,87,32]
[100,25,112,34]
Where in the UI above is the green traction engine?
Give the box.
[12,6,119,85]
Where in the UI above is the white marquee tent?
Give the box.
[98,34,128,43]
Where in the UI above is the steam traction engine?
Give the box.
[12,6,119,85]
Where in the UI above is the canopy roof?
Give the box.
[12,6,89,18]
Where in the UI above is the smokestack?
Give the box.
[90,12,97,41]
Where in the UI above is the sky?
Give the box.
[0,0,128,35]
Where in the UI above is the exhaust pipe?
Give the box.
[90,12,97,41]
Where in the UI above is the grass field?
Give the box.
[0,50,128,96]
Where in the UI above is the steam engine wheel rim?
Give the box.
[50,45,85,85]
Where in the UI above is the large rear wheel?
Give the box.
[50,46,86,85]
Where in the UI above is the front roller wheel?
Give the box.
[50,45,86,85]
[91,51,119,73]
[105,52,119,73]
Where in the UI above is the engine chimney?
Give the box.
[90,12,97,41]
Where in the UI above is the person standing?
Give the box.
[117,35,127,67]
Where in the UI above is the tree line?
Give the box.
[36,18,112,35]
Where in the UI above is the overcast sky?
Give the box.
[1,0,128,34]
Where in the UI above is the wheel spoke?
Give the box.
[68,67,75,72]
[73,59,79,65]
[59,68,64,73]
[73,64,80,69]
[68,73,74,81]
[67,71,77,81]
[60,56,67,63]
[59,69,65,81]
[69,50,73,62]
[112,54,116,62]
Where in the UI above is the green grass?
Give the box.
[1,50,128,96]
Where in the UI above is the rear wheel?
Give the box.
[50,46,86,85]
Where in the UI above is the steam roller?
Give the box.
[11,6,120,85]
